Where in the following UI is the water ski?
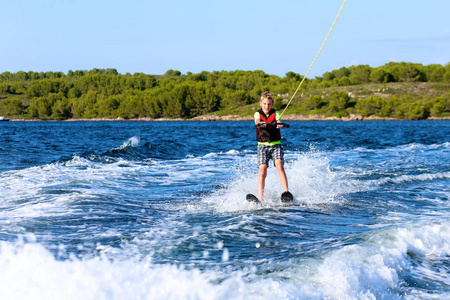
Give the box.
[246,194,260,203]
[246,192,294,204]
[281,191,294,203]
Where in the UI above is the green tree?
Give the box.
[164,69,182,77]
[28,97,52,119]
[51,98,72,120]
[303,95,326,110]
[0,72,12,82]
[10,83,26,94]
[424,64,445,82]
[429,95,450,117]
[0,97,25,116]
[221,90,254,109]
[349,65,371,84]
[95,95,121,118]
[370,68,393,83]
[331,91,351,110]
[386,62,426,82]
[286,71,301,81]
[0,83,11,94]
[355,95,384,116]
[70,91,98,118]
[398,102,430,120]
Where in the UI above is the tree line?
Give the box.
[0,62,449,120]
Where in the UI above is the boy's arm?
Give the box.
[276,112,285,128]
[254,112,265,127]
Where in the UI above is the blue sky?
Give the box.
[2,0,449,78]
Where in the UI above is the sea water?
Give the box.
[0,120,449,299]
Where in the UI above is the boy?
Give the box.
[254,91,290,202]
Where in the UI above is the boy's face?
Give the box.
[260,98,274,115]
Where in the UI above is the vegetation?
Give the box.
[0,62,449,120]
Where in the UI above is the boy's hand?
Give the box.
[270,121,283,129]
[256,122,289,128]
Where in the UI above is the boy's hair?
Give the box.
[260,91,274,102]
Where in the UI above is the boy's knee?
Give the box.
[259,165,268,176]
[275,160,284,169]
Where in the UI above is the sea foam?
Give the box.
[1,220,449,300]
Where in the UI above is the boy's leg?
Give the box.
[275,159,288,192]
[258,164,268,202]
[273,145,288,192]
[257,144,269,202]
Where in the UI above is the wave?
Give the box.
[293,220,450,299]
[1,220,449,300]
[395,141,450,151]
[3,140,447,216]
[0,143,248,219]
[0,239,227,300]
[113,136,140,151]
[378,172,450,185]
[198,145,450,215]
[51,136,203,165]
[331,140,450,157]
[202,151,350,213]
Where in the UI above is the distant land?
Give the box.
[1,62,449,121]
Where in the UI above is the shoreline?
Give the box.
[8,114,450,122]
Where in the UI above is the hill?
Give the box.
[211,81,450,121]
[0,62,449,120]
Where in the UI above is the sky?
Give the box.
[1,0,449,78]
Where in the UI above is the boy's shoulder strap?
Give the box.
[257,109,280,122]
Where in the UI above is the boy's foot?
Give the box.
[281,191,293,203]
[246,194,260,203]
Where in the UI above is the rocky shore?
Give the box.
[10,114,450,122]
[191,114,450,121]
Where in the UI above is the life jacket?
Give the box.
[255,108,281,143]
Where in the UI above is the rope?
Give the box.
[279,0,347,118]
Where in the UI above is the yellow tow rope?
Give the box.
[279,0,348,118]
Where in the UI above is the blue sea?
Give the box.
[0,120,449,299]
